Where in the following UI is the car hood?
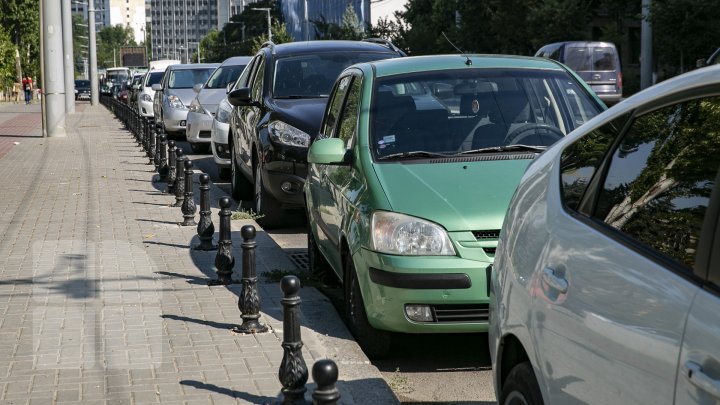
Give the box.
[372,158,533,232]
[197,88,227,114]
[267,97,328,138]
[166,89,197,106]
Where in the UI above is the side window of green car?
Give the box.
[336,75,362,149]
[321,75,352,139]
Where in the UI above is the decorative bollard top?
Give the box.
[241,224,256,241]
[184,159,193,170]
[199,173,209,185]
[176,148,184,159]
[220,197,231,210]
[168,140,175,149]
[312,359,338,388]
[281,275,301,297]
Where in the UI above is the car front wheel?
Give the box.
[500,362,544,405]
[344,255,392,359]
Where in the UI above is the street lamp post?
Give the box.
[74,0,100,105]
[251,7,272,42]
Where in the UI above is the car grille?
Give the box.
[433,304,489,323]
[472,230,500,240]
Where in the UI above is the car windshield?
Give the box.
[205,64,247,89]
[273,52,395,98]
[168,68,216,89]
[75,80,90,88]
[107,71,129,83]
[145,71,164,86]
[371,68,602,159]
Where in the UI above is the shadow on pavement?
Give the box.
[180,380,277,404]
[161,314,235,330]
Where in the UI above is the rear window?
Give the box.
[168,68,216,89]
[565,46,617,71]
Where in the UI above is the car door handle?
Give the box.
[684,361,720,398]
[541,267,568,294]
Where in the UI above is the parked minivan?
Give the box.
[536,41,622,105]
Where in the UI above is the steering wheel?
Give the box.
[503,123,565,146]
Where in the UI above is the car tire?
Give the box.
[253,160,285,229]
[344,255,392,359]
[307,220,334,283]
[218,167,231,180]
[189,142,209,154]
[500,362,544,405]
[230,146,252,202]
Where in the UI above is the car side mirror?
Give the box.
[193,83,203,93]
[696,58,707,68]
[307,138,350,165]
[227,87,254,106]
[151,83,162,91]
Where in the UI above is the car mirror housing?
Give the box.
[307,138,349,165]
[227,87,255,107]
[193,83,203,93]
[151,83,162,91]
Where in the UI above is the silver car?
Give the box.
[490,64,720,404]
[137,70,166,118]
[152,63,219,136]
[186,56,251,153]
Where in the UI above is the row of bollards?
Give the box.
[104,97,341,404]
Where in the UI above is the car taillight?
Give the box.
[618,72,623,91]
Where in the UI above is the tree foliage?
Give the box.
[0,0,40,81]
[312,4,368,41]
[96,25,136,69]
[251,21,293,54]
[0,27,17,88]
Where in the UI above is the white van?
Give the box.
[149,59,180,71]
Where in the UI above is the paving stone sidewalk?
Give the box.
[0,103,396,404]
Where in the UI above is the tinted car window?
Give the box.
[205,64,247,89]
[370,69,602,158]
[272,52,394,98]
[593,97,720,269]
[321,76,352,138]
[168,68,216,89]
[593,47,617,70]
[565,47,592,71]
[75,80,90,88]
[145,71,164,86]
[560,114,629,210]
[337,76,362,148]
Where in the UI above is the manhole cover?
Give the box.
[287,250,309,271]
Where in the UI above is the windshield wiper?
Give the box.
[455,144,547,155]
[377,150,451,160]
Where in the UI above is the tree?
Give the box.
[0,27,16,89]
[251,21,293,54]
[96,25,136,68]
[0,0,40,80]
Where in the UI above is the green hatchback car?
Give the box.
[305,54,604,357]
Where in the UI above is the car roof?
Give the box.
[266,40,401,57]
[221,56,252,66]
[364,54,567,78]
[167,63,220,71]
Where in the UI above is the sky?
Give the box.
[370,0,407,24]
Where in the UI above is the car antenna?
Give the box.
[442,31,472,66]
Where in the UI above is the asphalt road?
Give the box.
[178,140,497,404]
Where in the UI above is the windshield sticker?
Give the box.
[383,135,396,143]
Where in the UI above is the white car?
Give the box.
[186,56,251,153]
[490,64,720,404]
[137,70,166,118]
[210,97,234,179]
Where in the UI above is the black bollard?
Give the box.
[173,149,185,207]
[278,275,308,404]
[180,159,197,226]
[210,197,234,286]
[312,360,340,405]
[158,134,169,182]
[193,174,217,251]
[148,127,156,165]
[167,141,176,194]
[154,129,161,172]
[232,225,268,334]
[137,116,145,147]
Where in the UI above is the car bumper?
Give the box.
[186,112,213,144]
[353,247,491,333]
[139,100,154,117]
[162,108,189,133]
[261,161,307,209]
[211,119,230,167]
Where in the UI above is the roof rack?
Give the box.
[362,38,406,56]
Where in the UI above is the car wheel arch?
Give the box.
[499,334,531,391]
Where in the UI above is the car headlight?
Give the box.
[188,98,205,113]
[268,121,310,148]
[167,95,185,109]
[216,100,232,124]
[142,93,152,102]
[371,211,456,256]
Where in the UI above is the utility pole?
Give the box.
[40,0,67,137]
[62,0,75,114]
[640,0,653,89]
[89,0,99,105]
[184,0,188,63]
[252,7,272,42]
[304,0,309,41]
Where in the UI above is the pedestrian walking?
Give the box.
[12,81,22,104]
[22,76,33,105]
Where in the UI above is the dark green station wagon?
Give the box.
[305,54,604,357]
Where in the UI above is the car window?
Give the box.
[168,68,216,89]
[560,113,630,211]
[272,52,395,99]
[321,75,352,138]
[336,75,362,149]
[370,68,602,159]
[145,71,164,87]
[205,64,247,89]
[593,47,617,71]
[233,57,256,91]
[251,56,265,101]
[565,47,592,71]
[592,96,720,269]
